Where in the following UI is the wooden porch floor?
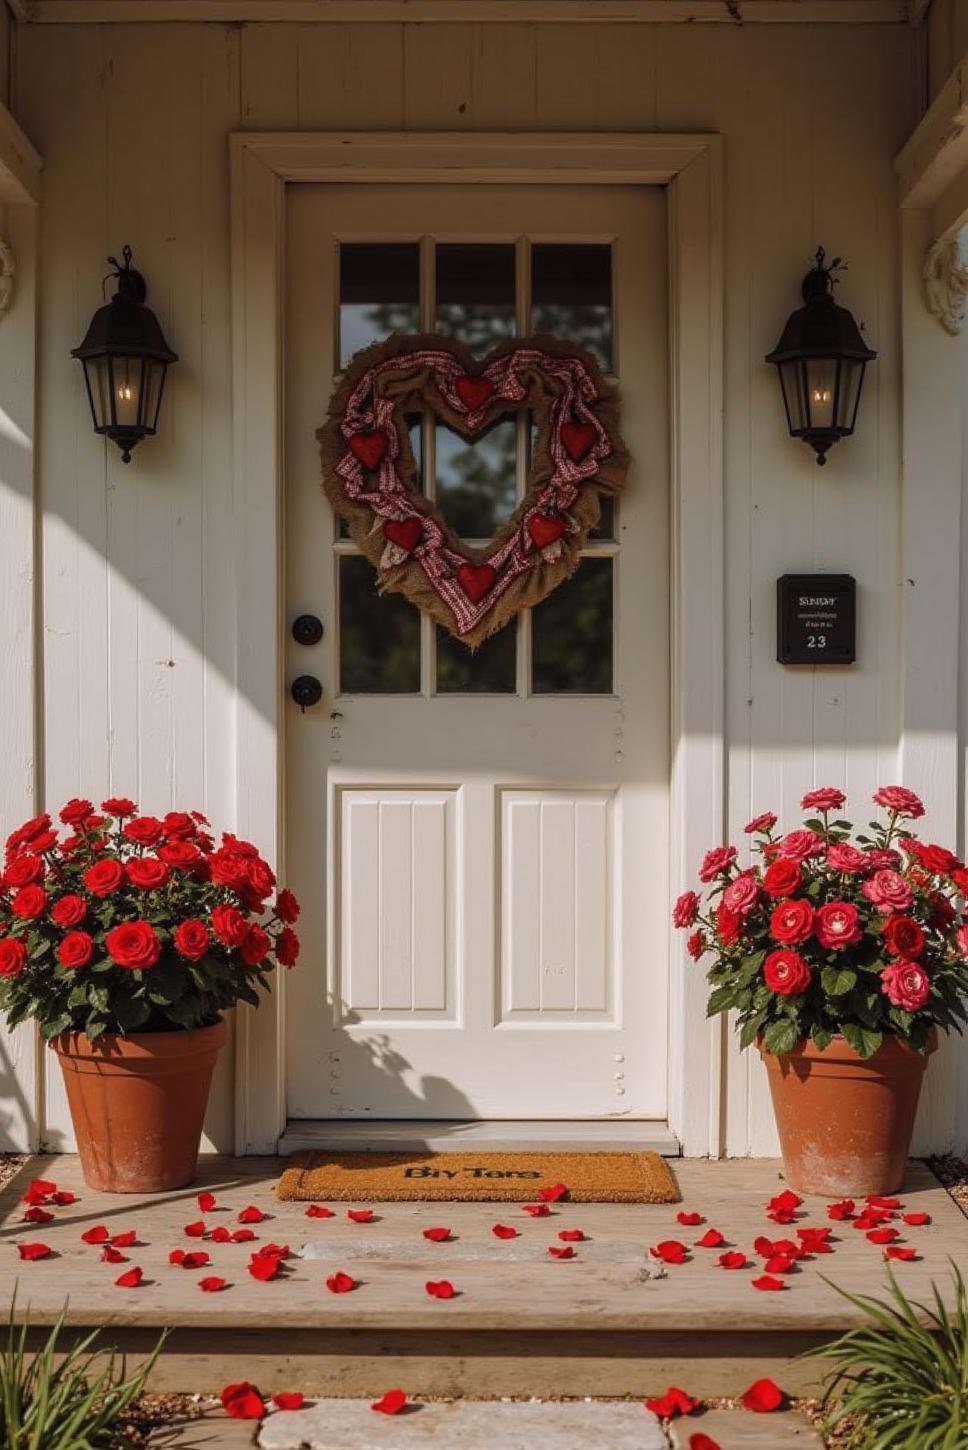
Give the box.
[1,1155,963,1398]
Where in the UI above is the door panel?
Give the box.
[284,183,669,1120]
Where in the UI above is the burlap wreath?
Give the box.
[318,333,628,648]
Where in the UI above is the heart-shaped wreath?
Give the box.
[318,333,628,648]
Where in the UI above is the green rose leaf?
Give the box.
[821,966,857,997]
[763,1019,800,1054]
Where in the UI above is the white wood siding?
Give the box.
[13,20,931,1154]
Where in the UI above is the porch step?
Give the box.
[2,1155,963,1401]
[278,1120,680,1155]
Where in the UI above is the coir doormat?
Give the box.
[276,1151,679,1204]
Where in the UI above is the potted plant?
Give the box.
[0,798,300,1193]
[674,786,968,1197]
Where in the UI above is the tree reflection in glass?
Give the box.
[339,555,421,694]
[532,558,613,694]
[436,419,517,540]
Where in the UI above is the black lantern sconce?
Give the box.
[72,246,178,463]
[766,247,876,466]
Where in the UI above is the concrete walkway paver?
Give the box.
[257,1400,668,1450]
[669,1407,825,1447]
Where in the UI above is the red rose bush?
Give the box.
[0,799,300,1040]
[673,786,968,1057]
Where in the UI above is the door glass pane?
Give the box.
[436,622,516,694]
[436,244,516,354]
[339,555,420,694]
[532,558,613,694]
[436,419,517,539]
[339,242,420,367]
[531,243,613,372]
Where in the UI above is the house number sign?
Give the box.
[777,574,856,665]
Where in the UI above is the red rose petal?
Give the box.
[522,1204,550,1217]
[211,1226,232,1244]
[718,1251,747,1270]
[539,1183,569,1203]
[903,1211,930,1226]
[115,1267,142,1288]
[650,1240,688,1264]
[423,1227,453,1242]
[348,1209,374,1223]
[248,1254,281,1282]
[259,1243,291,1259]
[741,1377,784,1412]
[198,1191,218,1213]
[52,1190,77,1206]
[273,1392,305,1410]
[23,1178,57,1202]
[371,1390,407,1415]
[306,1205,334,1219]
[767,1190,801,1213]
[766,1208,797,1224]
[548,1246,576,1259]
[220,1382,267,1420]
[886,1246,919,1261]
[695,1228,724,1248]
[425,1279,456,1297]
[644,1387,700,1418]
[111,1230,138,1247]
[751,1275,786,1291]
[326,1271,357,1294]
[17,1242,51,1260]
[81,1225,109,1245]
[170,1249,187,1265]
[676,1212,704,1226]
[101,1246,127,1264]
[238,1205,267,1224]
[827,1199,855,1221]
[558,1229,585,1242]
[866,1195,901,1210]
[181,1251,210,1269]
[689,1436,723,1450]
[183,1221,207,1238]
[232,1228,257,1243]
[764,1255,796,1274]
[199,1276,228,1292]
[23,1206,53,1224]
[492,1224,518,1240]
[867,1227,900,1244]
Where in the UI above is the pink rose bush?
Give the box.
[673,787,968,1057]
[0,799,300,1042]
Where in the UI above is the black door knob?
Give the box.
[292,614,324,647]
[291,675,323,710]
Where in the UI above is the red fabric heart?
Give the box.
[455,376,495,412]
[456,562,496,604]
[326,1271,357,1294]
[740,1378,784,1412]
[560,420,597,462]
[527,513,567,550]
[349,431,389,470]
[371,1389,407,1415]
[425,1279,456,1297]
[384,519,423,554]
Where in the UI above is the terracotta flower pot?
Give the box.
[759,1028,936,1198]
[52,1018,226,1194]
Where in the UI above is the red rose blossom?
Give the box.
[0,938,27,977]
[241,925,270,967]
[210,849,251,894]
[743,812,777,834]
[910,841,959,875]
[777,829,825,862]
[275,888,300,923]
[211,904,249,948]
[880,960,930,1012]
[162,811,197,840]
[673,891,700,929]
[764,949,811,997]
[827,842,869,872]
[699,846,737,882]
[158,840,202,869]
[101,797,137,817]
[686,930,706,961]
[770,899,814,945]
[125,857,170,890]
[174,919,209,961]
[863,870,913,914]
[801,787,846,812]
[58,931,94,969]
[83,859,125,896]
[883,915,925,958]
[122,816,165,847]
[59,798,94,826]
[763,859,801,899]
[50,894,86,928]
[12,885,48,920]
[106,920,161,970]
[275,927,300,967]
[873,785,924,819]
[723,872,759,916]
[3,854,45,888]
[815,901,862,950]
[246,857,276,900]
[716,901,742,946]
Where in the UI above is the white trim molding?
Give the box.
[229,130,725,1157]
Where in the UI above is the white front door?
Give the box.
[284,182,669,1122]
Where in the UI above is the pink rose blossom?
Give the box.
[723,873,759,916]
[815,901,863,950]
[956,924,968,956]
[873,786,925,820]
[686,930,706,961]
[862,870,913,914]
[866,848,902,870]
[827,843,869,873]
[777,830,825,863]
[880,960,930,1012]
[699,846,737,883]
[801,788,846,812]
[672,891,700,929]
[744,812,777,835]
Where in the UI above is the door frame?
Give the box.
[229,130,725,1157]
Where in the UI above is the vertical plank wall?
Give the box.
[13,20,931,1155]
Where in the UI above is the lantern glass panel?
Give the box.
[109,355,145,430]
[805,357,838,431]
[84,356,113,433]
[839,357,864,432]
[778,360,808,434]
[143,358,167,432]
